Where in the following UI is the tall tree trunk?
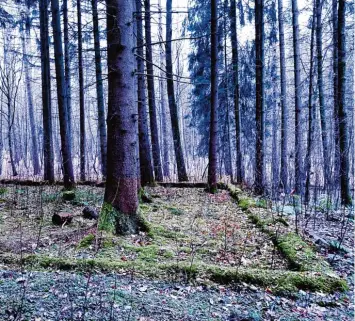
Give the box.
[7,100,17,176]
[305,4,316,204]
[332,0,340,188]
[21,22,40,175]
[144,0,163,181]
[254,0,264,195]
[77,0,86,181]
[278,0,288,192]
[208,0,218,192]
[165,0,188,182]
[136,0,154,186]
[316,0,329,188]
[104,0,143,234]
[51,0,75,189]
[230,0,242,184]
[337,0,352,206]
[291,0,302,194]
[158,0,170,178]
[39,0,54,182]
[63,0,72,149]
[91,0,107,178]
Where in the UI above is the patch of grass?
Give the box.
[147,224,184,240]
[255,198,267,209]
[77,234,95,249]
[42,192,60,203]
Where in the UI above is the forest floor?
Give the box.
[0,183,353,320]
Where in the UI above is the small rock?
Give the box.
[82,206,99,220]
[315,237,329,248]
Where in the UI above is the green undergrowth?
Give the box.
[77,234,95,249]
[0,253,346,294]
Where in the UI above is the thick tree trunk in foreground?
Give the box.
[166,0,188,182]
[278,0,288,192]
[291,0,302,194]
[208,0,218,192]
[305,5,316,204]
[136,0,154,186]
[91,0,107,178]
[337,0,352,206]
[77,0,86,181]
[104,0,143,234]
[144,0,163,182]
[50,0,75,189]
[230,0,242,184]
[22,25,40,175]
[39,0,54,182]
[316,0,329,188]
[254,0,264,195]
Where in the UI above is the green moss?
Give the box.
[0,187,8,195]
[98,202,117,233]
[238,197,255,211]
[1,254,347,293]
[167,207,184,216]
[138,188,153,203]
[62,190,76,201]
[256,198,268,209]
[147,224,184,240]
[77,234,95,249]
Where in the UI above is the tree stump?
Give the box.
[52,212,73,225]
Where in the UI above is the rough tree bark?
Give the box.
[208,0,218,192]
[337,0,352,206]
[21,19,40,176]
[39,0,54,182]
[144,0,163,182]
[278,0,288,192]
[332,0,340,187]
[230,0,242,184]
[63,0,72,148]
[103,0,144,234]
[91,0,107,178]
[50,0,75,189]
[158,0,170,178]
[291,0,302,194]
[77,0,86,181]
[165,0,188,182]
[305,4,316,204]
[316,0,329,188]
[136,0,155,186]
[254,0,264,195]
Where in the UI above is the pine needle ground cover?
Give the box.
[0,184,347,294]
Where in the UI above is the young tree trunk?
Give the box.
[230,0,242,184]
[136,0,155,186]
[291,0,302,194]
[278,0,288,192]
[165,0,188,182]
[208,0,218,192]
[7,100,17,177]
[77,0,86,181]
[305,4,316,204]
[51,0,75,189]
[144,0,163,182]
[332,0,340,187]
[104,0,142,234]
[63,0,72,148]
[254,0,264,195]
[21,24,40,176]
[91,0,107,178]
[39,0,54,182]
[337,0,352,206]
[316,0,329,188]
[158,0,170,178]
